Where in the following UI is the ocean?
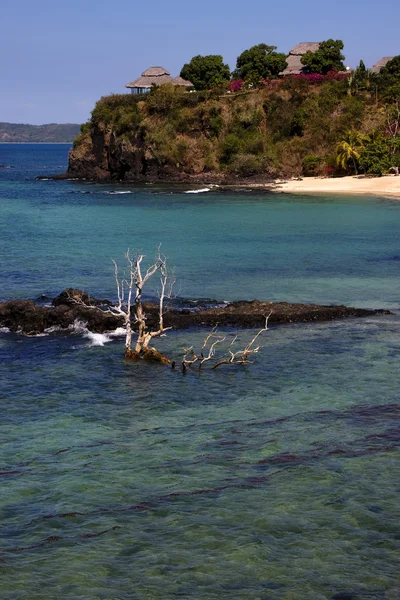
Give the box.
[0,144,399,599]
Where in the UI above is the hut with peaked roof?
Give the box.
[370,57,394,74]
[126,67,193,94]
[280,42,321,76]
[126,67,173,94]
[173,76,193,88]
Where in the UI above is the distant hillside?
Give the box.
[0,122,80,143]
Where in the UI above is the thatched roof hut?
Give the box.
[126,67,193,94]
[371,57,394,74]
[173,76,193,87]
[126,67,174,93]
[280,42,321,76]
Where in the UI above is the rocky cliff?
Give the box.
[66,80,386,183]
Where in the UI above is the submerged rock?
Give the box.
[0,295,121,335]
[0,290,391,336]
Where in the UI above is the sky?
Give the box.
[1,0,399,125]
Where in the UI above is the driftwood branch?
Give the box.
[182,312,272,372]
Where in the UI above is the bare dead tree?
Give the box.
[182,313,271,372]
[63,248,270,372]
[112,247,174,362]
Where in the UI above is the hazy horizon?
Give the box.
[2,0,399,125]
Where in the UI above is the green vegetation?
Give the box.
[0,122,80,143]
[301,39,346,74]
[232,44,288,84]
[336,130,365,174]
[71,47,400,181]
[180,55,231,91]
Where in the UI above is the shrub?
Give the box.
[114,109,142,137]
[219,134,241,164]
[230,80,245,92]
[242,133,265,155]
[197,104,224,138]
[73,121,91,147]
[228,153,263,177]
[146,84,185,115]
[172,108,198,134]
[91,94,141,124]
[302,154,322,176]
[358,136,392,175]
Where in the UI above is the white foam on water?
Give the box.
[67,319,126,347]
[0,327,10,333]
[84,331,113,347]
[108,327,127,337]
[44,325,63,333]
[68,319,89,333]
[107,191,133,195]
[185,188,211,194]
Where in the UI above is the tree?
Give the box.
[180,55,231,91]
[66,247,270,371]
[377,56,400,101]
[358,135,392,175]
[349,60,372,94]
[110,247,175,362]
[379,56,400,81]
[301,39,346,75]
[358,132,400,176]
[336,130,366,174]
[232,44,288,84]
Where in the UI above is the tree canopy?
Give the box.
[180,55,231,91]
[377,56,400,101]
[301,39,346,74]
[379,56,400,79]
[233,44,288,83]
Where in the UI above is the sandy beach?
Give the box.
[270,174,400,198]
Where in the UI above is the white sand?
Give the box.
[270,175,400,198]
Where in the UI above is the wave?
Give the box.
[107,190,134,195]
[67,320,126,348]
[84,326,126,347]
[108,327,127,337]
[71,190,134,196]
[184,188,211,194]
[44,325,63,333]
[0,327,10,333]
[84,331,113,346]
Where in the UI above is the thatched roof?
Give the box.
[142,66,170,77]
[126,66,173,89]
[173,76,193,87]
[289,42,321,56]
[371,57,394,74]
[280,42,321,76]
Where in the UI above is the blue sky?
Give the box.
[1,0,399,124]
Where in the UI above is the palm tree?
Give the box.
[336,130,366,174]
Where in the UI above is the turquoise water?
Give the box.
[0,145,399,599]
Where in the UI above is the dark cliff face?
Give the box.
[68,122,195,183]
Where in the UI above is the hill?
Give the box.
[67,70,400,182]
[0,122,81,143]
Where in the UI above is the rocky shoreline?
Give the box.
[0,289,391,336]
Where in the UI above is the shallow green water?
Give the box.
[0,146,399,599]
